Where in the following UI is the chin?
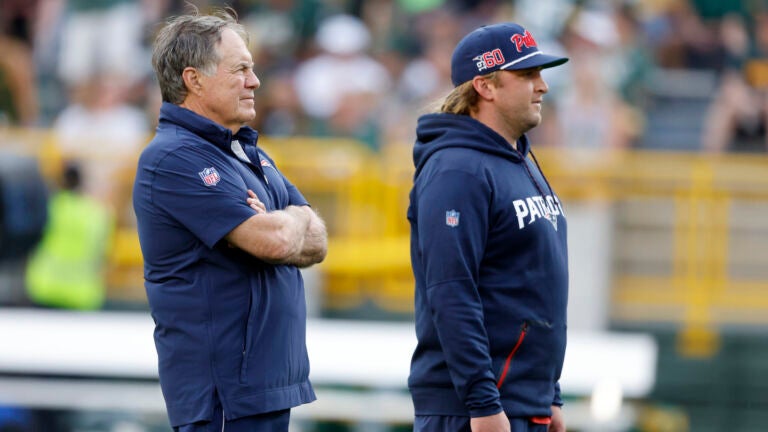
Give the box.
[524,116,542,130]
[238,111,257,124]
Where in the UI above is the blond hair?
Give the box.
[435,71,501,115]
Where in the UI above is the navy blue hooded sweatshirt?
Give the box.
[407,113,569,419]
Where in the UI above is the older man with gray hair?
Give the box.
[133,8,327,432]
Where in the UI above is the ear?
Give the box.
[181,67,204,96]
[472,75,494,101]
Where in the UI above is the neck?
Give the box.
[179,99,239,134]
[470,110,521,150]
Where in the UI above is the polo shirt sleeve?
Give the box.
[149,149,255,249]
[261,153,308,207]
[283,175,308,207]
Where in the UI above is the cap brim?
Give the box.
[502,53,569,71]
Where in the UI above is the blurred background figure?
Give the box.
[56,0,148,92]
[0,36,38,127]
[552,7,638,151]
[0,0,39,126]
[703,11,768,153]
[51,0,153,213]
[293,13,392,151]
[52,72,149,215]
[0,152,49,306]
[25,161,113,310]
[383,7,462,147]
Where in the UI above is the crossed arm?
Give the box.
[225,190,328,268]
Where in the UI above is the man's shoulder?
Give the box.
[151,121,206,147]
[420,146,494,175]
[141,126,221,165]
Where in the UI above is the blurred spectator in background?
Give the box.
[52,72,149,211]
[0,0,39,126]
[238,0,329,137]
[25,162,114,310]
[613,2,655,117]
[51,0,153,164]
[395,10,458,105]
[0,32,38,127]
[553,8,637,150]
[293,14,392,151]
[31,0,67,125]
[703,11,768,153]
[742,9,768,86]
[8,0,768,154]
[384,8,461,146]
[652,0,723,70]
[0,0,38,44]
[251,69,304,137]
[0,153,48,306]
[57,0,147,91]
[242,0,325,64]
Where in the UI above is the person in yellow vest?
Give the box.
[25,162,114,310]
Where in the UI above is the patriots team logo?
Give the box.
[260,159,273,168]
[512,194,565,231]
[198,167,221,186]
[543,209,558,231]
[445,210,460,227]
[510,30,538,52]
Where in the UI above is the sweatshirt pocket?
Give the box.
[496,322,529,389]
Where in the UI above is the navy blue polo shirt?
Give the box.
[133,103,315,427]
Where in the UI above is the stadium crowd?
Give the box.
[1,0,767,157]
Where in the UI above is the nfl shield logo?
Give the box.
[198,167,221,186]
[445,210,460,227]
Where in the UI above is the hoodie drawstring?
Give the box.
[519,149,554,200]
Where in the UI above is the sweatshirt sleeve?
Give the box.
[415,169,502,417]
[553,382,563,407]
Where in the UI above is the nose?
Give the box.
[246,70,260,89]
[536,74,549,94]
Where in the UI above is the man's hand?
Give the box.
[242,189,326,267]
[247,189,266,214]
[470,412,510,432]
[548,406,565,432]
[227,192,310,262]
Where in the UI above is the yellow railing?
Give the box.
[4,128,768,341]
[264,143,768,336]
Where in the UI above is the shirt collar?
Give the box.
[158,102,260,152]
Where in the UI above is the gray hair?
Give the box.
[151,8,249,104]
